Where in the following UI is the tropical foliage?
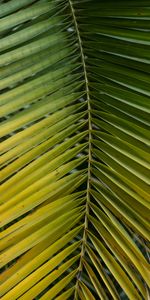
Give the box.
[0,0,150,299]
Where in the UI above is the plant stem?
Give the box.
[68,0,92,298]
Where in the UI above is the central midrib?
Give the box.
[68,0,92,298]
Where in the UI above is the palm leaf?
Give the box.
[0,0,150,299]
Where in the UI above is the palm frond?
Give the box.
[0,0,150,299]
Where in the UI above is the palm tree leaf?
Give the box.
[54,287,75,300]
[39,269,77,300]
[1,225,83,290]
[78,281,97,300]
[89,231,143,300]
[86,245,120,300]
[0,0,149,299]
[83,258,110,300]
